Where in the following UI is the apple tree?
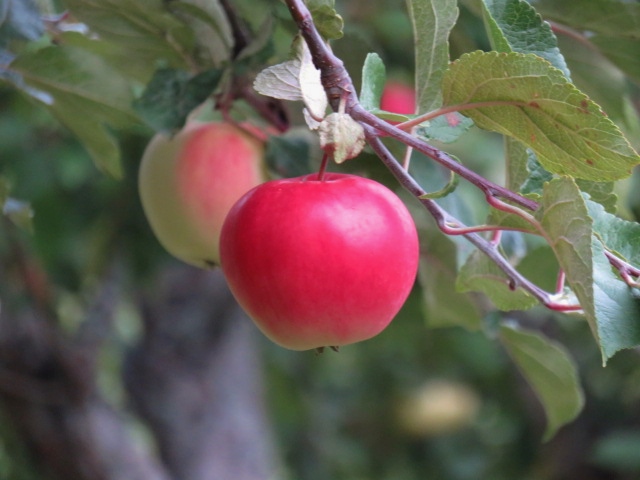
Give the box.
[1,0,640,478]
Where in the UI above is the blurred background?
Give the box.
[1,0,640,479]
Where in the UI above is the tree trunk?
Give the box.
[0,265,278,480]
[124,266,279,480]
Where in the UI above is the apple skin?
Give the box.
[219,173,420,350]
[380,81,416,115]
[138,121,265,268]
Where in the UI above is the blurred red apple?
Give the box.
[380,81,416,116]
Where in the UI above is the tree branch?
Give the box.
[281,0,634,312]
[218,0,290,132]
[363,127,580,311]
[284,0,538,210]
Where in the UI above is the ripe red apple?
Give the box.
[139,121,265,268]
[380,80,416,115]
[219,173,419,350]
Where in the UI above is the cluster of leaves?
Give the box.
[0,0,280,178]
[405,0,640,438]
[1,0,640,444]
[274,0,640,440]
[432,0,638,438]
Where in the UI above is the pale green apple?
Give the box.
[139,121,265,268]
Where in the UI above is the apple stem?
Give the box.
[282,0,637,311]
[317,153,330,181]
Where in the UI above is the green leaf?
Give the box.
[528,0,640,38]
[370,110,412,124]
[519,149,550,195]
[306,0,343,40]
[58,31,154,83]
[359,52,385,112]
[2,197,34,232]
[575,179,617,214]
[486,205,539,234]
[590,36,640,85]
[538,178,594,323]
[0,0,44,46]
[415,151,460,200]
[406,0,458,113]
[409,152,479,248]
[265,128,315,178]
[521,155,617,213]
[456,249,538,311]
[418,168,458,199]
[168,0,233,66]
[442,51,640,181]
[62,0,196,71]
[538,177,640,363]
[556,34,640,135]
[499,323,584,441]
[516,245,559,293]
[7,45,139,178]
[492,2,627,209]
[0,178,33,232]
[133,67,222,132]
[419,235,483,330]
[235,15,275,65]
[591,238,640,363]
[505,137,530,191]
[585,197,640,266]
[528,0,640,83]
[481,0,570,78]
[415,112,474,144]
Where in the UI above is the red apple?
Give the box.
[219,173,419,350]
[380,81,416,115]
[139,121,265,268]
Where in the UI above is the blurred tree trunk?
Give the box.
[124,266,279,480]
[0,262,278,480]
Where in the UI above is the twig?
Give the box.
[281,0,638,311]
[3,218,57,325]
[284,0,537,210]
[219,0,253,58]
[364,128,580,311]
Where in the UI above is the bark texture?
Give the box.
[0,265,277,480]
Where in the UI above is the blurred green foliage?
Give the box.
[1,0,640,479]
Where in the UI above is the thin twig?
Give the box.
[281,0,638,310]
[285,0,538,211]
[365,128,580,311]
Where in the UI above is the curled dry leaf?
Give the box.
[318,112,366,163]
[253,36,327,126]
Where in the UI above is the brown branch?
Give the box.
[283,0,538,211]
[218,0,290,132]
[3,219,57,325]
[364,127,580,311]
[281,0,639,306]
